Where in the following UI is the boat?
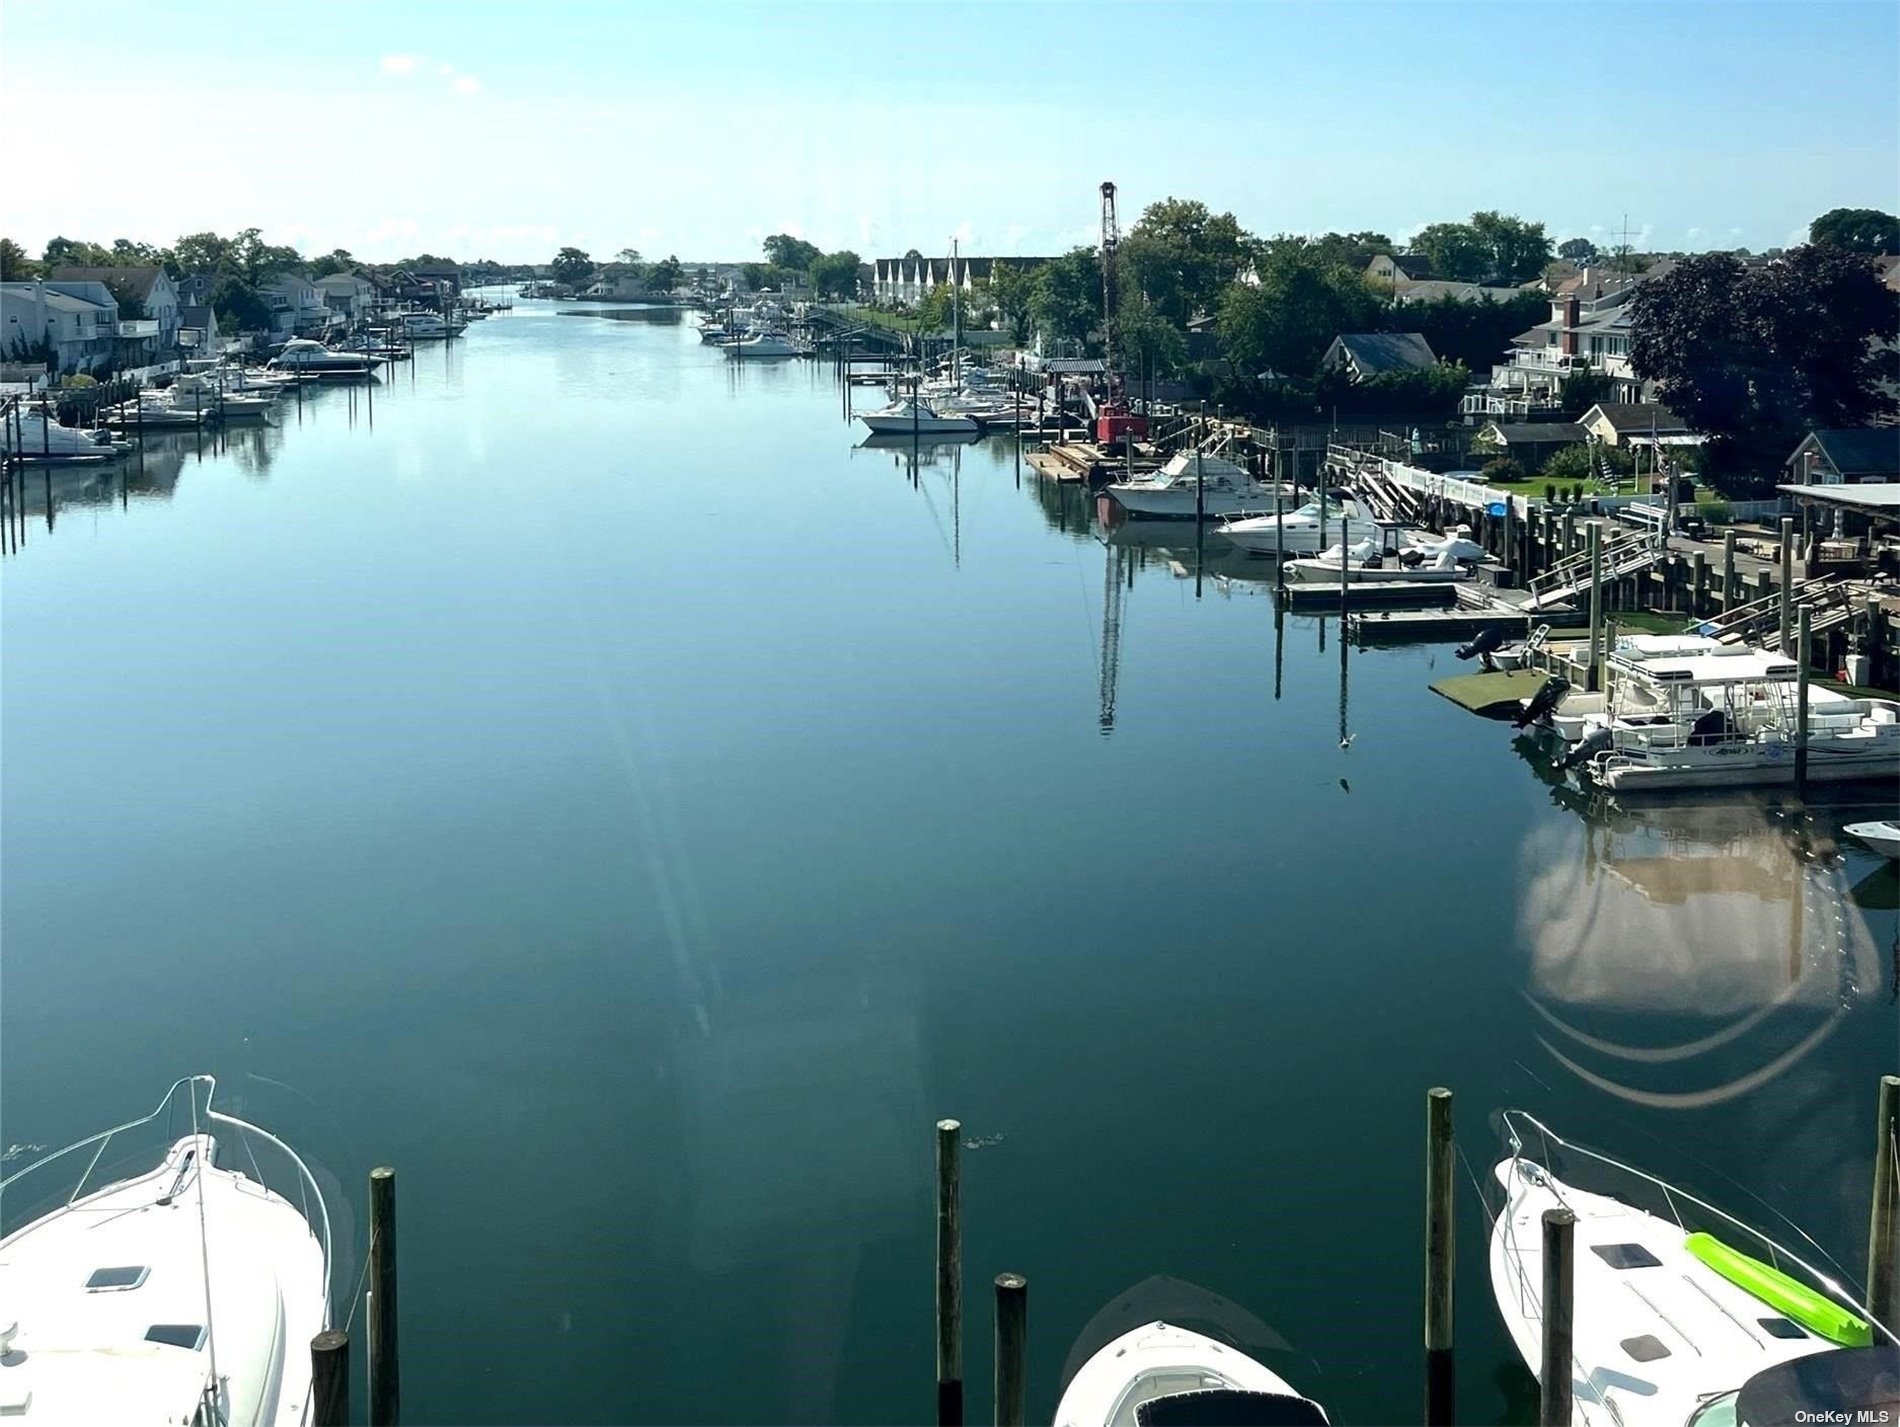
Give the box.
[1104,449,1293,520]
[1487,624,1551,672]
[0,1074,332,1426]
[857,397,979,436]
[1217,492,1372,555]
[1283,522,1480,584]
[1489,1109,1888,1427]
[398,311,464,340]
[1843,819,1900,860]
[2,411,126,462]
[166,372,276,420]
[722,332,797,358]
[1571,648,1900,792]
[269,340,381,374]
[1537,635,1742,742]
[1055,1321,1329,1426]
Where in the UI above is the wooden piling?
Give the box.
[1778,516,1794,649]
[1586,524,1604,692]
[1721,528,1737,609]
[1795,606,1811,792]
[993,1274,1027,1427]
[312,1329,350,1427]
[936,1120,964,1427]
[1539,1209,1575,1427]
[1424,1088,1455,1427]
[368,1166,400,1426]
[1869,1075,1900,1335]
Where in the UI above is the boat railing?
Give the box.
[1496,1108,1894,1347]
[0,1074,332,1312]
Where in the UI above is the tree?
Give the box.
[615,247,643,268]
[1216,247,1383,377]
[1409,222,1490,282]
[42,236,117,268]
[1630,245,1899,495]
[1559,363,1615,417]
[308,248,357,278]
[915,283,957,333]
[168,231,237,277]
[1808,207,1900,254]
[210,275,271,333]
[1028,247,1103,348]
[1558,237,1600,265]
[1401,289,1547,370]
[763,234,822,274]
[0,238,39,279]
[231,228,301,285]
[550,246,594,288]
[739,262,771,292]
[1118,290,1187,379]
[807,249,862,299]
[1119,197,1251,325]
[988,260,1039,343]
[1469,211,1552,284]
[1304,232,1393,272]
[644,256,684,292]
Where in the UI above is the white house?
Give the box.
[313,272,377,322]
[259,274,331,341]
[47,266,181,353]
[0,280,119,374]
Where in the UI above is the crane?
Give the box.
[1094,179,1148,447]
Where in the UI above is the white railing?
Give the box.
[1334,447,1530,516]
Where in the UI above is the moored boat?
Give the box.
[1842,818,1900,860]
[1055,1320,1329,1427]
[1105,449,1292,520]
[1218,492,1371,555]
[857,397,979,436]
[723,332,797,358]
[269,339,381,374]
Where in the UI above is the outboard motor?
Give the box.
[1514,674,1572,730]
[1456,626,1509,662]
[1559,725,1614,771]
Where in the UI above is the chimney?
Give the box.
[1560,296,1580,357]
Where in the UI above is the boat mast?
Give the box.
[951,237,961,384]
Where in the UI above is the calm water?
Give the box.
[3,304,1894,1425]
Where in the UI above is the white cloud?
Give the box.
[379,54,416,76]
[452,75,481,96]
[438,63,455,77]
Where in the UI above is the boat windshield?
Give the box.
[1682,1389,1738,1427]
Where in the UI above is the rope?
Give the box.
[341,1223,377,1335]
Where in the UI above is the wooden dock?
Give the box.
[1279,579,1462,608]
[1349,603,1587,643]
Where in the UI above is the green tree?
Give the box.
[1401,289,1546,370]
[168,231,238,276]
[644,255,684,292]
[211,275,271,334]
[915,282,957,333]
[1119,197,1251,325]
[0,238,39,279]
[231,228,302,284]
[988,260,1039,343]
[1216,248,1382,377]
[614,247,643,268]
[807,250,862,299]
[1304,232,1393,272]
[739,262,771,292]
[1558,363,1614,417]
[1469,211,1553,284]
[1558,237,1599,264]
[1028,247,1103,348]
[41,236,116,268]
[1630,245,1898,495]
[1118,291,1187,379]
[1409,222,1490,282]
[763,234,822,274]
[307,248,357,278]
[1807,207,1900,254]
[550,246,594,288]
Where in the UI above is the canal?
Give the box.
[3,303,1893,1425]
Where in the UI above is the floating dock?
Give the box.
[1279,580,1461,609]
[1427,668,1552,718]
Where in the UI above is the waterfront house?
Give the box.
[1461,267,1667,420]
[0,280,118,375]
[1783,428,1900,485]
[177,303,222,356]
[1577,402,1695,450]
[259,274,331,342]
[1320,332,1437,382]
[48,265,181,361]
[411,262,461,297]
[313,272,378,322]
[1475,420,1589,470]
[1365,253,1434,287]
[175,273,217,308]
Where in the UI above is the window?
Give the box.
[85,1265,150,1291]
[144,1324,207,1351]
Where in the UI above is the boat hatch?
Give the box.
[145,1324,206,1351]
[1620,1334,1671,1362]
[1758,1316,1807,1340]
[1135,1389,1329,1425]
[85,1265,151,1291]
[1590,1242,1662,1269]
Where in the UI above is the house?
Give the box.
[1390,279,1523,306]
[1462,267,1667,420]
[259,274,331,340]
[177,304,221,354]
[580,273,651,300]
[410,262,461,297]
[1578,403,1696,449]
[1476,421,1589,469]
[47,266,181,352]
[1320,332,1437,381]
[175,273,217,308]
[1365,253,1434,287]
[313,272,378,321]
[1782,428,1900,484]
[872,254,1052,307]
[0,280,119,375]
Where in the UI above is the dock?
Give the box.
[1428,668,1550,717]
[1350,601,1586,643]
[1279,579,1462,608]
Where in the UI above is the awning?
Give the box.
[1777,482,1900,515]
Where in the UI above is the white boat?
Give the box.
[398,311,463,339]
[0,1075,331,1427]
[167,373,276,419]
[723,332,797,358]
[1540,635,1741,742]
[1218,493,1371,555]
[1574,648,1900,792]
[2,411,126,462]
[1843,818,1900,860]
[1490,1110,1884,1427]
[1055,1322,1328,1427]
[857,397,979,436]
[1105,450,1293,520]
[1283,522,1480,584]
[269,340,380,374]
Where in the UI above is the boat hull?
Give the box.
[1109,489,1277,520]
[1844,820,1900,859]
[859,413,978,436]
[1054,1321,1326,1427]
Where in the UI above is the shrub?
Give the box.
[1481,456,1524,484]
[1544,482,1557,503]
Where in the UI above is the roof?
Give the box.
[1394,280,1521,304]
[48,265,168,301]
[178,304,215,330]
[1368,252,1434,279]
[1327,332,1437,375]
[1788,428,1900,477]
[1484,422,1588,443]
[1583,403,1690,434]
[1777,482,1900,511]
[312,272,373,292]
[2,281,116,315]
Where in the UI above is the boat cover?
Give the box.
[1134,1389,1329,1426]
[1735,1345,1898,1426]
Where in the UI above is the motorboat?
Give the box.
[723,332,798,358]
[2,411,126,462]
[1283,521,1479,584]
[1218,492,1371,555]
[0,1074,332,1427]
[1843,819,1900,860]
[269,340,381,374]
[166,372,275,420]
[1570,648,1900,791]
[1489,1110,1884,1427]
[398,311,464,339]
[1537,635,1738,742]
[1104,449,1293,520]
[857,397,979,436]
[1055,1321,1329,1426]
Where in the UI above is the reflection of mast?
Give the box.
[1099,541,1126,734]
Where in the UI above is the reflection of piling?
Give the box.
[368,1167,400,1425]
[936,1120,964,1427]
[993,1274,1027,1427]
[1869,1074,1900,1334]
[1539,1209,1575,1427]
[1424,1088,1455,1426]
[311,1329,349,1426]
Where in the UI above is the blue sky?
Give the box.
[6,0,1896,264]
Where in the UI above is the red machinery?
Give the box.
[1094,180,1148,445]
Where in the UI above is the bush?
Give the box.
[1481,456,1524,483]
[1544,482,1557,503]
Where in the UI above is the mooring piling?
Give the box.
[1539,1209,1575,1427]
[368,1166,400,1426]
[993,1273,1027,1427]
[1424,1088,1455,1426]
[937,1119,964,1427]
[1778,515,1794,649]
[311,1328,350,1427]
[1869,1074,1900,1335]
[1795,606,1812,792]
[1586,524,1604,692]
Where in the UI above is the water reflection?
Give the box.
[1515,785,1881,1110]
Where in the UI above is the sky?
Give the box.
[4,0,1897,266]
